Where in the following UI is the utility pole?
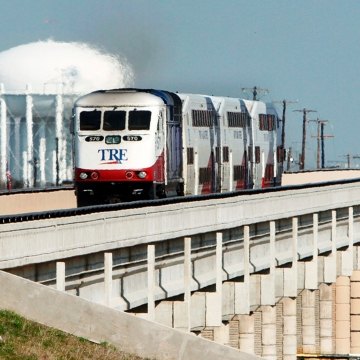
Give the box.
[286,147,292,171]
[341,154,360,168]
[241,86,269,101]
[273,99,298,169]
[294,108,317,170]
[352,155,360,168]
[310,119,333,169]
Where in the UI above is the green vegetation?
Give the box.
[0,310,147,360]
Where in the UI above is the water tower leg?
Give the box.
[0,97,7,188]
[26,85,33,188]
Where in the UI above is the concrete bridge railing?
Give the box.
[2,181,360,358]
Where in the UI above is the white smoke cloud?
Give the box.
[0,40,134,94]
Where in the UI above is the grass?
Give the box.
[0,310,148,360]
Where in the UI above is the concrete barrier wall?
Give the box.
[2,181,360,270]
[0,189,76,215]
[0,270,261,360]
[282,170,360,186]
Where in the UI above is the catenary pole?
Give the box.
[294,108,317,170]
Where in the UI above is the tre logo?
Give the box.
[98,148,128,163]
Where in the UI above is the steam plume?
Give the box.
[0,40,134,94]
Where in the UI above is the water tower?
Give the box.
[0,40,134,189]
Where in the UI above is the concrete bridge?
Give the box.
[1,180,360,359]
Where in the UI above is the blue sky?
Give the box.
[0,0,359,169]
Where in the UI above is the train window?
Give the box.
[216,147,229,162]
[228,112,248,127]
[187,147,194,164]
[247,146,260,163]
[129,110,151,130]
[79,110,101,131]
[192,110,215,127]
[215,147,221,163]
[255,146,260,163]
[233,165,245,180]
[199,167,211,184]
[223,147,229,162]
[103,111,126,131]
[259,114,276,131]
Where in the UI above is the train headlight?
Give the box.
[79,172,88,180]
[91,171,99,180]
[137,171,147,179]
[126,171,134,179]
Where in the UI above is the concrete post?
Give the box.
[319,283,333,354]
[336,276,350,354]
[239,314,255,354]
[339,207,354,276]
[56,261,65,292]
[228,316,240,348]
[261,221,275,305]
[147,244,156,321]
[350,270,360,354]
[235,225,250,314]
[324,210,337,283]
[284,217,298,297]
[174,300,190,332]
[301,289,318,354]
[260,306,277,359]
[190,292,206,330]
[205,232,222,326]
[155,301,172,328]
[355,245,360,271]
[305,213,318,290]
[281,297,297,360]
[184,236,192,331]
[104,252,113,307]
[223,282,235,321]
[216,232,222,295]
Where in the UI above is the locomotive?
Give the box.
[72,88,283,206]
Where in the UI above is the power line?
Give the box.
[293,108,317,170]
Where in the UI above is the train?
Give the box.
[72,88,284,206]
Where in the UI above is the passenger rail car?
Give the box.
[73,88,283,206]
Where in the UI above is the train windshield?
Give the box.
[78,108,153,131]
[79,110,101,130]
[103,110,126,131]
[128,110,151,130]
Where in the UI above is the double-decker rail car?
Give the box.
[73,88,282,206]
